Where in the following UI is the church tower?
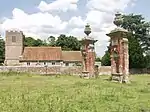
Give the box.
[5,30,24,66]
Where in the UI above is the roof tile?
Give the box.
[21,47,83,62]
[22,47,62,61]
[62,51,82,62]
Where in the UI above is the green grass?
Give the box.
[0,73,150,112]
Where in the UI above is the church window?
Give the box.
[65,63,69,66]
[12,36,16,42]
[27,62,30,66]
[52,62,55,65]
[44,62,47,65]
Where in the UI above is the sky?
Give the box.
[0,0,150,57]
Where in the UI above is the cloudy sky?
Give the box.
[0,0,150,56]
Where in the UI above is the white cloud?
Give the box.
[2,8,68,39]
[38,0,79,12]
[69,28,85,39]
[68,16,85,28]
[87,0,137,13]
[85,10,103,26]
[0,0,137,56]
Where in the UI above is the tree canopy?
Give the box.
[95,57,101,62]
[121,14,150,68]
[121,14,150,54]
[128,35,146,68]
[0,36,5,63]
[101,51,111,66]
[24,37,47,47]
[47,36,56,46]
[55,34,81,51]
[24,34,81,51]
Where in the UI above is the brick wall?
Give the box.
[0,66,111,75]
[0,66,149,75]
[99,66,111,75]
[0,66,83,75]
[129,68,150,74]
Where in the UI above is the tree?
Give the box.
[128,35,146,68]
[0,36,5,63]
[145,54,150,68]
[34,39,45,46]
[121,14,150,68]
[43,39,48,46]
[24,37,36,47]
[24,35,81,50]
[55,34,81,51]
[95,57,101,62]
[48,36,56,46]
[101,51,111,66]
[24,37,46,47]
[121,14,150,54]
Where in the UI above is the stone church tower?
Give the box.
[5,30,24,66]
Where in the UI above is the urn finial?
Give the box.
[113,12,123,27]
[84,23,91,36]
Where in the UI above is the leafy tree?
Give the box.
[95,57,101,62]
[48,36,56,46]
[24,35,81,51]
[121,14,150,68]
[0,36,5,63]
[43,39,48,46]
[101,51,111,66]
[128,35,146,68]
[24,37,46,47]
[34,39,44,46]
[121,14,150,54]
[145,54,150,68]
[24,37,36,46]
[55,34,81,51]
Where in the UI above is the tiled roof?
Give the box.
[62,51,82,62]
[21,47,83,62]
[21,47,62,61]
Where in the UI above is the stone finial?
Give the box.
[84,23,91,36]
[113,12,123,27]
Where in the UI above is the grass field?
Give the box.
[0,72,150,112]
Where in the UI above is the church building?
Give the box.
[4,30,83,66]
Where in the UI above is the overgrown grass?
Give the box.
[0,72,149,112]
